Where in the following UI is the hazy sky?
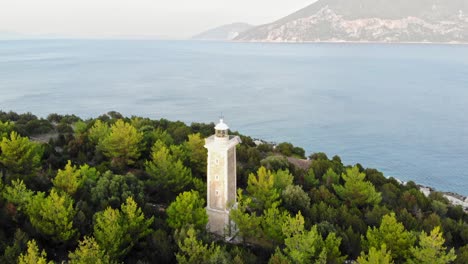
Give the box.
[0,0,316,39]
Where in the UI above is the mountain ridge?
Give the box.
[235,0,468,43]
[192,22,254,41]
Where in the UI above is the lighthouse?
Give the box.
[204,118,241,236]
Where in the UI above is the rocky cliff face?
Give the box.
[235,0,468,43]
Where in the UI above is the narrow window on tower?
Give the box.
[215,190,219,196]
[215,175,219,180]
[215,158,219,165]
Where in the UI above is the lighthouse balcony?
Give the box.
[205,135,242,146]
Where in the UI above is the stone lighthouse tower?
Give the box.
[204,118,241,236]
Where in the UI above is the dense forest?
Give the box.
[0,110,467,264]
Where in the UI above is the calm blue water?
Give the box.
[1,40,467,195]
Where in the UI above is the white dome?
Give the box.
[215,118,229,130]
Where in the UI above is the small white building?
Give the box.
[204,118,241,236]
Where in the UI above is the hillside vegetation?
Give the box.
[0,111,467,263]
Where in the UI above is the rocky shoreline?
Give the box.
[419,185,468,212]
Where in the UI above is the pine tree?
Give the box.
[145,140,192,194]
[0,131,42,178]
[68,236,111,264]
[18,240,52,264]
[363,212,415,262]
[183,133,207,177]
[26,190,77,243]
[247,166,281,211]
[88,119,110,144]
[52,160,85,195]
[0,120,14,139]
[357,245,394,264]
[408,226,456,264]
[93,197,153,260]
[166,190,208,230]
[98,119,143,169]
[176,227,230,264]
[333,166,381,207]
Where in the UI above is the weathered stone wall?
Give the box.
[227,147,236,205]
[209,150,226,210]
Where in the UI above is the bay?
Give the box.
[1,39,467,195]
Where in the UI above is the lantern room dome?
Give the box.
[215,118,229,130]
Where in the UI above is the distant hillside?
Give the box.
[192,23,254,40]
[235,0,468,43]
[0,31,27,40]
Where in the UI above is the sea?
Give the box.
[0,39,467,195]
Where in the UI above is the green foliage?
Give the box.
[56,122,74,134]
[432,200,448,216]
[78,164,100,182]
[0,131,43,177]
[247,166,281,211]
[140,229,176,263]
[169,144,188,164]
[145,140,192,195]
[282,185,310,214]
[1,112,468,263]
[52,160,86,195]
[230,190,262,240]
[309,154,331,178]
[455,245,468,264]
[322,168,340,187]
[184,133,207,177]
[176,227,230,264]
[98,119,143,169]
[275,142,294,157]
[276,142,294,157]
[399,188,431,213]
[88,120,110,144]
[275,142,305,158]
[15,118,54,136]
[93,197,153,260]
[167,121,193,144]
[18,240,51,264]
[26,190,77,243]
[151,128,174,147]
[261,205,291,245]
[309,152,328,161]
[273,169,294,190]
[0,229,29,264]
[68,236,111,264]
[93,206,124,259]
[277,212,345,264]
[357,245,394,264]
[2,180,34,211]
[260,155,290,171]
[231,190,292,246]
[121,196,153,243]
[90,171,144,210]
[333,166,382,207]
[0,120,14,138]
[269,248,292,264]
[166,190,208,230]
[73,121,88,136]
[363,212,415,262]
[408,226,456,264]
[422,212,442,233]
[304,168,319,189]
[364,205,391,227]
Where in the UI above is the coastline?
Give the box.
[418,185,468,212]
[262,139,468,212]
[231,39,468,46]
